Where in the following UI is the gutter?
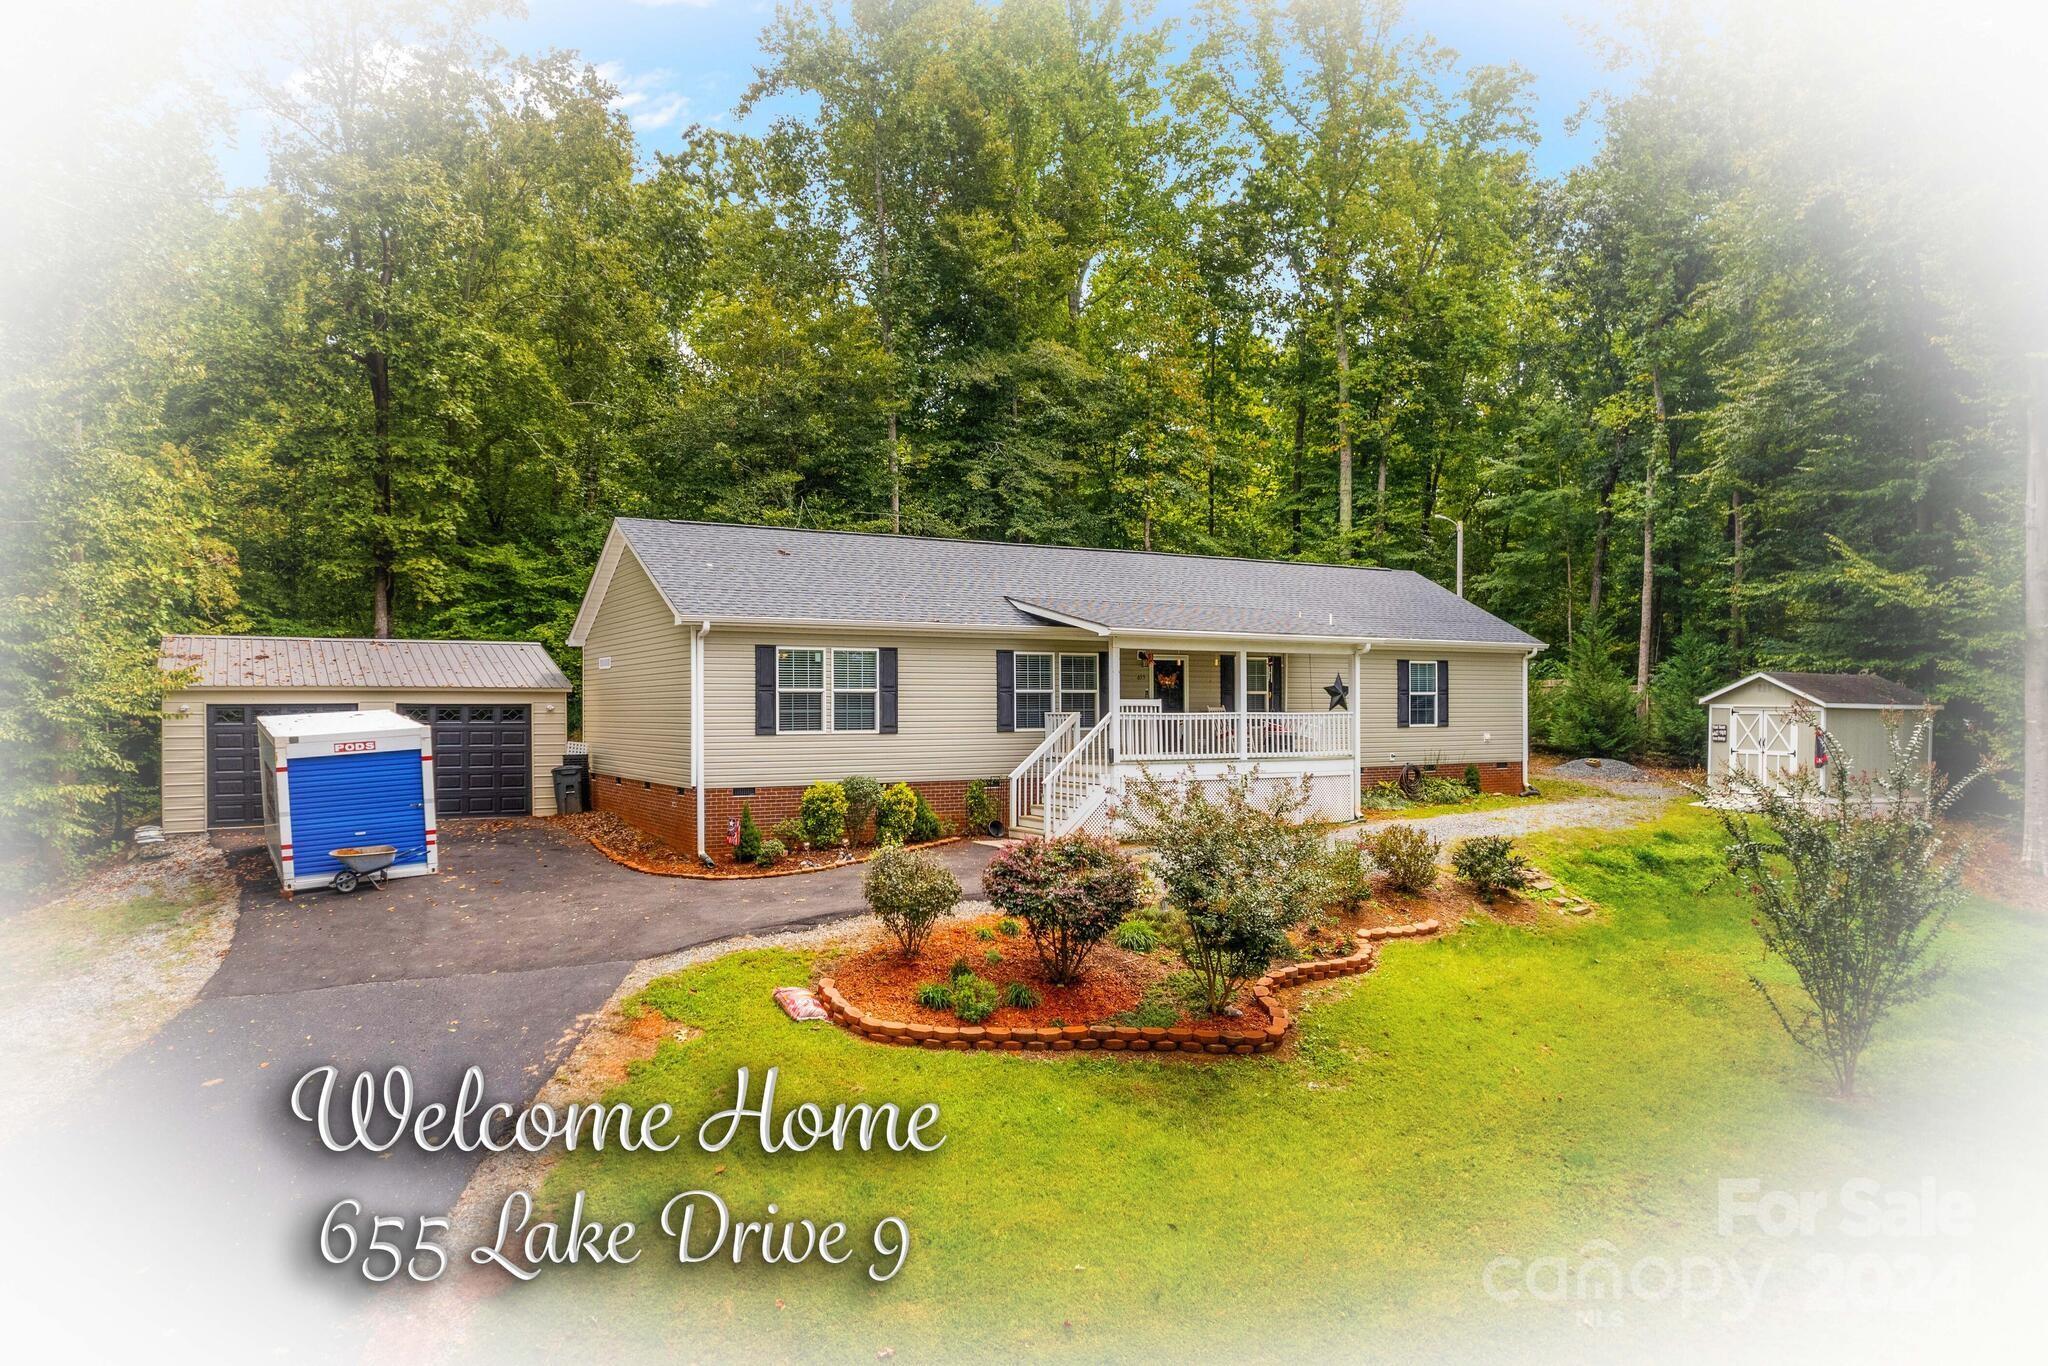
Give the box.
[691,620,711,866]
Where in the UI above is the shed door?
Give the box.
[206,702,357,828]
[1728,709,1798,783]
[398,704,532,817]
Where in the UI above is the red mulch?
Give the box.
[828,914,1270,1033]
[555,810,956,879]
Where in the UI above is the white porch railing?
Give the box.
[1044,712,1116,837]
[1114,706,1350,762]
[1007,711,1079,827]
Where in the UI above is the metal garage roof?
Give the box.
[160,635,572,691]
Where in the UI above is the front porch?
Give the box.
[1009,644,1362,837]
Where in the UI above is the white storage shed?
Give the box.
[1699,671,1936,795]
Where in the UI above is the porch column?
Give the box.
[1107,636,1120,760]
[1351,647,1365,821]
[1236,648,1249,759]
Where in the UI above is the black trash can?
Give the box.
[563,750,591,806]
[552,765,586,816]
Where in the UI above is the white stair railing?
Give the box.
[1008,711,1078,828]
[1043,712,1117,837]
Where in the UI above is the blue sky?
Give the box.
[505,0,1622,176]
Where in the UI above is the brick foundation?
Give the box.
[1361,759,1526,796]
[592,774,1011,863]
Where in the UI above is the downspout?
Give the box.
[1351,645,1369,822]
[1523,647,1536,795]
[692,620,711,865]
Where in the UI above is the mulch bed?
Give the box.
[555,810,960,879]
[827,913,1270,1033]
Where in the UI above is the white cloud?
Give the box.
[594,61,692,135]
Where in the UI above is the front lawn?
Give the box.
[474,808,2048,1361]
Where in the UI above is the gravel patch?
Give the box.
[1551,757,1658,783]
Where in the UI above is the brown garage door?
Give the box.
[398,703,532,817]
[206,702,357,828]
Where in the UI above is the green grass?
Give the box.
[1356,773,1613,821]
[477,808,2048,1361]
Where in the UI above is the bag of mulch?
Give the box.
[772,987,829,1022]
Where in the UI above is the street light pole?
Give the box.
[1433,512,1464,597]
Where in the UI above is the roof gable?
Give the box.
[591,519,1541,648]
[1697,670,1933,709]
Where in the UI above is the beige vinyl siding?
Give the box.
[580,551,691,785]
[160,687,568,833]
[1356,649,1525,766]
[702,628,1097,787]
[1704,678,1801,782]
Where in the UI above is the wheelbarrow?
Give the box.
[327,845,399,894]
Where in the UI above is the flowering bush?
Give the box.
[862,844,960,957]
[981,834,1145,985]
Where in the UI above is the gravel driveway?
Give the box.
[1338,783,1679,846]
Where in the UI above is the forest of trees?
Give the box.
[3,0,2041,870]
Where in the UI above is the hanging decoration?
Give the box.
[1324,675,1350,711]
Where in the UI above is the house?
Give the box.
[158,635,572,833]
[567,519,1544,861]
[1698,670,1936,794]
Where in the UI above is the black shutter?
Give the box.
[878,647,899,734]
[1096,650,1109,726]
[1437,658,1451,727]
[755,645,777,735]
[1395,658,1411,728]
[995,650,1015,732]
[1220,654,1236,711]
[1269,656,1284,712]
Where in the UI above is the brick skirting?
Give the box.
[1362,759,1526,795]
[815,920,1440,1056]
[592,773,1010,863]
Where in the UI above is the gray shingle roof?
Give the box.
[614,519,1541,647]
[1760,671,1930,707]
[160,635,572,691]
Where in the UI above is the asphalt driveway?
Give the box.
[9,822,997,1361]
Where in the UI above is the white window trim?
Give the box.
[1408,660,1439,727]
[1015,651,1056,730]
[774,645,883,735]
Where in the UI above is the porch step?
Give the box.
[1009,805,1046,836]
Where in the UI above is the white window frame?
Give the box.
[777,647,826,734]
[1408,660,1439,727]
[1246,656,1277,712]
[1015,651,1055,730]
[1058,652,1099,724]
[776,645,883,735]
[831,647,880,734]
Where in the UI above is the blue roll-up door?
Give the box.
[287,749,429,880]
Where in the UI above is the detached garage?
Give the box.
[158,635,573,833]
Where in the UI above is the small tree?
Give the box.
[1710,712,1972,1097]
[910,790,944,842]
[842,775,882,843]
[981,834,1144,984]
[863,844,960,958]
[1647,622,1728,764]
[736,803,762,862]
[1549,623,1642,757]
[1119,767,1332,1015]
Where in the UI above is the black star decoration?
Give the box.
[1324,674,1350,711]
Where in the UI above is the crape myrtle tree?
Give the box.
[1710,712,1976,1097]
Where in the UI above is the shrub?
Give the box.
[755,838,787,868]
[1548,623,1642,757]
[1647,623,1728,764]
[983,947,1002,965]
[798,781,849,847]
[1415,775,1475,804]
[1111,918,1159,953]
[875,782,919,845]
[1451,835,1531,900]
[914,981,953,1010]
[1119,768,1333,1015]
[947,973,999,1024]
[1463,763,1483,793]
[981,833,1145,985]
[842,775,882,843]
[1320,838,1375,912]
[974,926,996,941]
[735,804,762,862]
[772,817,806,850]
[910,791,944,843]
[996,917,1021,937]
[1364,824,1440,893]
[1360,781,1411,810]
[1001,981,1040,1009]
[862,844,960,958]
[964,778,999,834]
[1106,972,1201,1028]
[949,957,974,981]
[1711,712,1973,1096]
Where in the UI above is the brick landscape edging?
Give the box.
[815,919,1442,1058]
